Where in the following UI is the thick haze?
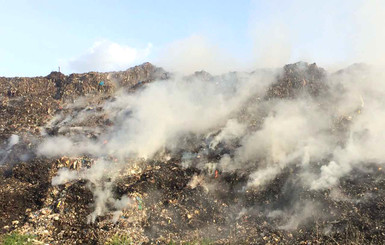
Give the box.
[37,62,385,223]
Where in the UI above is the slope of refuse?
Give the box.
[0,62,384,244]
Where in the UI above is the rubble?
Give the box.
[0,62,384,244]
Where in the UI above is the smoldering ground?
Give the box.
[33,59,385,242]
[1,0,385,242]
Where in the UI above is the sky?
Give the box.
[0,0,382,76]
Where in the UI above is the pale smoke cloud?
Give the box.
[247,165,282,188]
[157,35,239,75]
[269,201,319,230]
[112,195,133,223]
[37,136,102,158]
[353,0,385,66]
[106,73,271,159]
[0,134,19,164]
[38,71,273,160]
[232,100,332,170]
[39,70,275,221]
[40,60,385,224]
[47,67,382,167]
[208,63,385,191]
[8,134,19,147]
[64,40,152,73]
[311,92,385,189]
[52,159,134,223]
[233,99,334,189]
[51,168,78,185]
[251,23,292,68]
[307,66,385,189]
[38,64,385,229]
[209,119,246,149]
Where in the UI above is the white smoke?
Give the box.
[52,159,135,223]
[0,134,19,164]
[38,71,274,160]
[209,119,246,150]
[157,35,240,75]
[39,59,385,223]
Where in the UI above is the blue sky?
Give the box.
[0,0,381,76]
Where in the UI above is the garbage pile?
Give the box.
[1,62,385,244]
[266,62,327,99]
[0,62,168,141]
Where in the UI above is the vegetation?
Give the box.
[106,234,133,245]
[1,232,35,245]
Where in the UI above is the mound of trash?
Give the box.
[1,62,384,244]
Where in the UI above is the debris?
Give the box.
[136,196,143,210]
[0,62,384,244]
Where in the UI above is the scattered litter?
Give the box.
[136,196,143,210]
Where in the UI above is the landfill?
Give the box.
[0,62,384,244]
